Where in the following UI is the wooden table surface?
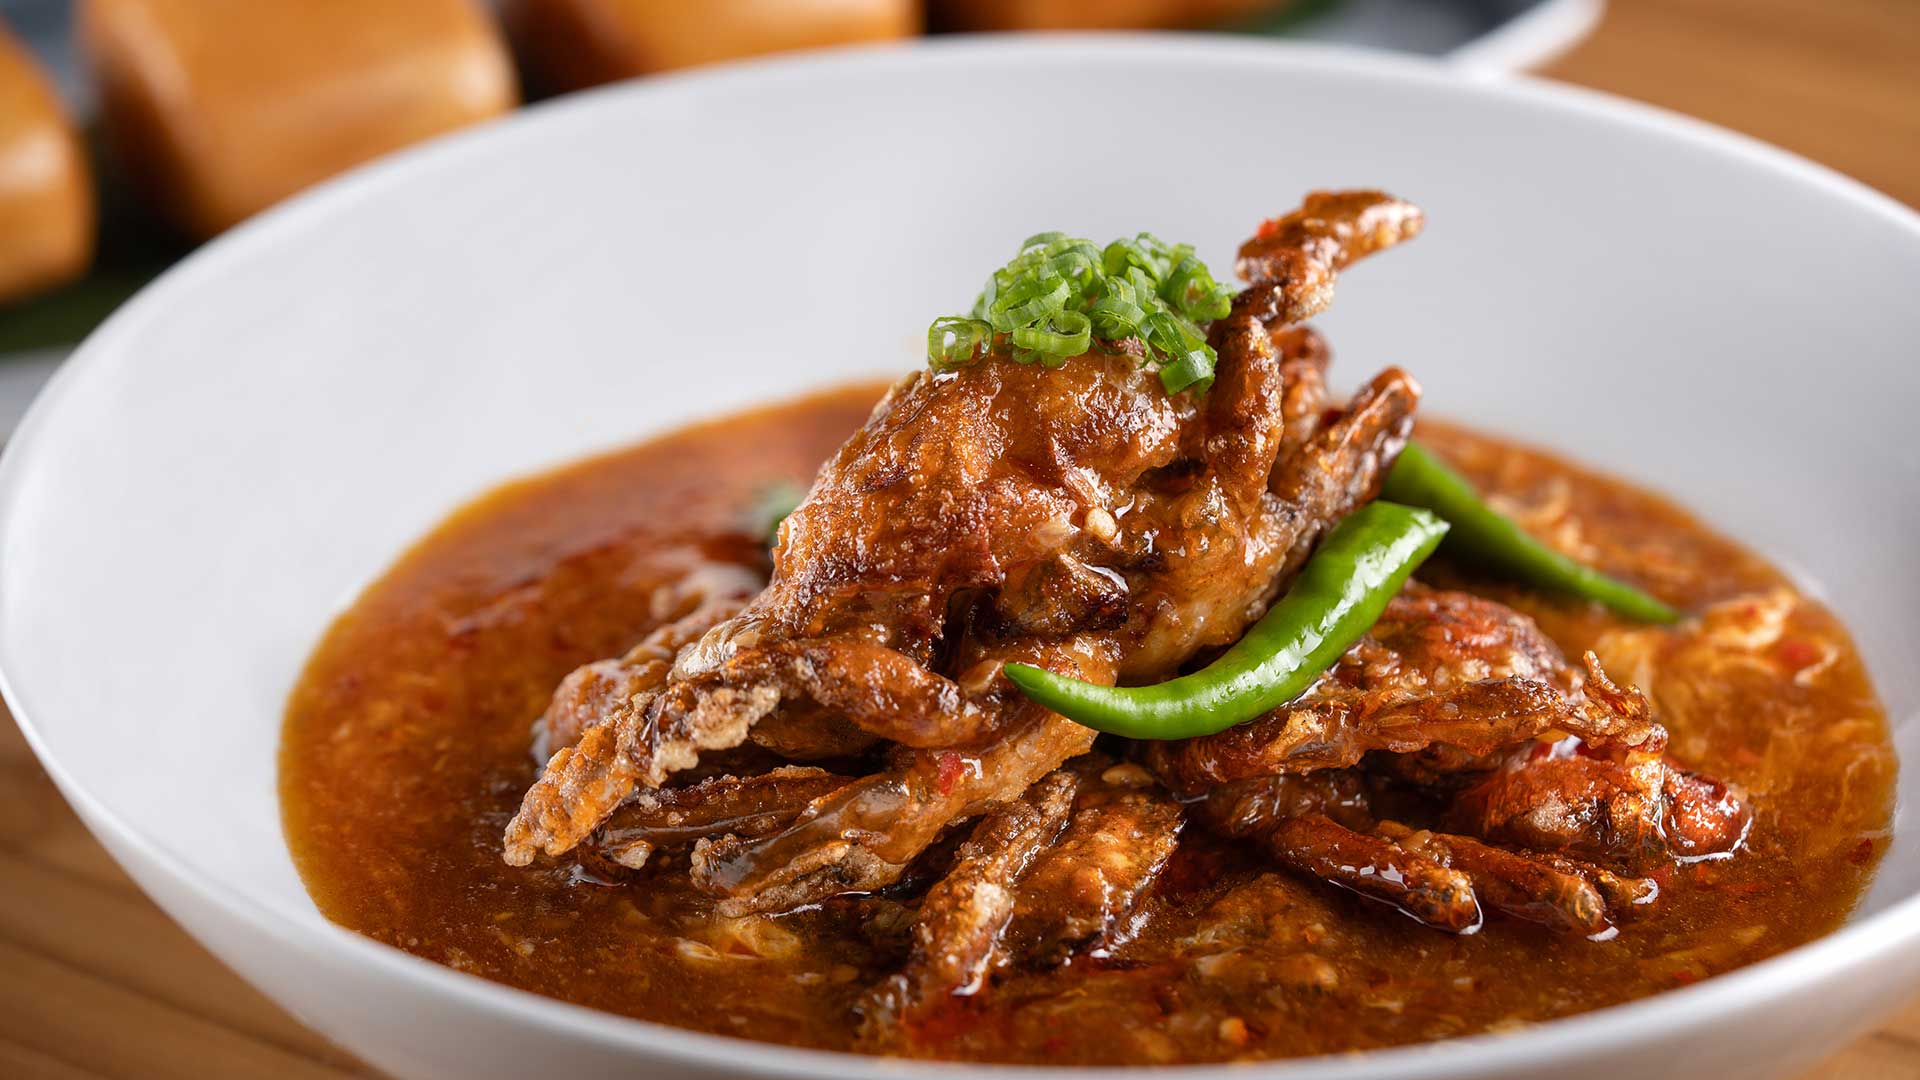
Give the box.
[2,0,1916,1076]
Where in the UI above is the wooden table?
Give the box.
[2,0,1915,1075]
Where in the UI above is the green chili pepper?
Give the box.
[1003,501,1448,740]
[1381,441,1680,624]
[751,482,807,547]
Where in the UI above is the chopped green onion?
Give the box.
[1102,237,1158,278]
[1143,310,1203,355]
[1088,289,1149,339]
[1046,247,1101,290]
[973,273,997,319]
[1161,254,1233,322]
[928,316,991,371]
[1161,255,1205,304]
[986,273,1071,332]
[926,229,1234,393]
[1158,349,1215,394]
[1141,311,1214,393]
[1012,310,1092,357]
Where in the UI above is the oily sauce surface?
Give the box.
[281,383,1896,1065]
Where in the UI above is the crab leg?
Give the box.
[589,766,851,869]
[1265,815,1484,933]
[858,769,1082,1049]
[691,709,1100,917]
[1196,770,1659,936]
[1377,821,1611,936]
[1234,190,1425,327]
[1003,770,1185,966]
[505,633,1006,865]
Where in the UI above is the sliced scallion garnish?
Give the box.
[1012,310,1092,357]
[929,316,991,372]
[928,230,1235,393]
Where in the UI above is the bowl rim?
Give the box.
[2,33,1917,1079]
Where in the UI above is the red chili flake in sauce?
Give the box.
[1672,970,1700,986]
[1776,638,1821,671]
[1850,838,1878,865]
[917,993,1002,1043]
[935,751,965,796]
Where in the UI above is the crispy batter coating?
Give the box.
[1146,585,1663,795]
[1449,743,1752,872]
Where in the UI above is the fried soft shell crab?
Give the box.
[498,191,1751,1048]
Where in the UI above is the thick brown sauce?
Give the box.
[281,382,1896,1065]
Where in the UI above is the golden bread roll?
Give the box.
[79,0,518,238]
[0,23,93,303]
[507,0,918,92]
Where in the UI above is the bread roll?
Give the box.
[0,24,93,303]
[507,0,918,93]
[79,0,518,238]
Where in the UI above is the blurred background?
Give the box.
[0,0,1616,430]
[0,0,1914,435]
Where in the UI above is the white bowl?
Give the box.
[2,36,1916,1080]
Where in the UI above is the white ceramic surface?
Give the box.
[2,36,1917,1080]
